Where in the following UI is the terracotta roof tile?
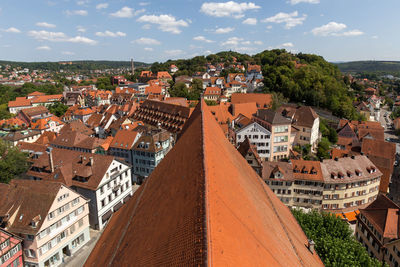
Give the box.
[231,93,272,108]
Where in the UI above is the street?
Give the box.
[379,106,400,154]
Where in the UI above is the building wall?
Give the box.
[0,231,23,267]
[322,177,380,211]
[235,122,271,159]
[252,117,291,161]
[23,186,90,267]
[265,175,380,212]
[94,160,133,230]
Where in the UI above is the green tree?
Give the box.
[317,137,331,160]
[48,102,69,117]
[0,140,29,183]
[292,209,385,267]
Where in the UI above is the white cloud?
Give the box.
[36,45,51,50]
[139,2,150,6]
[77,0,89,6]
[142,24,151,30]
[311,22,346,36]
[215,27,234,34]
[204,50,212,55]
[193,36,214,43]
[95,30,126,37]
[200,1,260,19]
[110,7,144,18]
[290,0,319,4]
[28,30,67,41]
[96,3,108,9]
[266,25,272,30]
[28,30,97,45]
[221,36,243,46]
[144,47,153,51]
[165,49,184,56]
[132,37,161,45]
[311,22,364,37]
[4,27,21,33]
[262,11,306,29]
[62,51,75,55]
[242,17,257,25]
[66,10,88,16]
[254,40,263,45]
[281,42,294,48]
[36,22,56,28]
[372,35,378,39]
[68,36,97,45]
[341,29,364,36]
[77,26,86,33]
[137,14,189,34]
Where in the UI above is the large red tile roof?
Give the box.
[85,100,323,266]
[231,93,272,108]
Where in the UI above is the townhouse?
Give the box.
[0,180,90,267]
[278,105,320,150]
[0,229,23,267]
[132,129,171,183]
[356,195,400,266]
[109,129,141,179]
[1,129,42,146]
[253,109,292,161]
[235,121,271,160]
[263,155,382,213]
[27,148,133,230]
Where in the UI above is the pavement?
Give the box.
[60,228,102,267]
[61,184,141,267]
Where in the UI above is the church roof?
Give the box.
[85,99,323,267]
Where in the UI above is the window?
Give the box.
[274,136,288,143]
[27,235,34,241]
[274,126,288,133]
[101,199,105,208]
[78,218,83,227]
[48,211,55,220]
[72,198,80,206]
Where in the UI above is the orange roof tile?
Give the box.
[231,93,272,108]
[85,99,323,266]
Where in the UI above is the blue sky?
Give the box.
[0,0,397,63]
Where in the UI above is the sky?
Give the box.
[0,0,398,63]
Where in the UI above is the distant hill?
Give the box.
[0,60,151,71]
[335,61,400,76]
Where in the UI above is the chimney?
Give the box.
[89,157,94,166]
[307,239,315,254]
[46,147,54,173]
[131,58,135,76]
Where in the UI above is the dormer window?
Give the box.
[331,172,337,179]
[347,171,353,177]
[310,167,317,174]
[366,167,372,174]
[355,169,362,176]
[338,172,344,179]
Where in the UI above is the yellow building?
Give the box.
[263,155,382,213]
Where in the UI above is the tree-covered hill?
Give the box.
[156,49,360,120]
[335,60,400,76]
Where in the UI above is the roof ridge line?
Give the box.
[106,180,150,267]
[201,99,211,267]
[258,177,304,265]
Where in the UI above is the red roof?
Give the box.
[8,97,31,107]
[231,93,272,108]
[85,100,323,266]
[204,86,221,96]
